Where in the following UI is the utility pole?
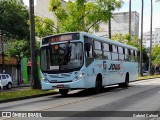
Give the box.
[149,0,153,75]
[129,0,131,35]
[139,0,144,76]
[29,0,41,89]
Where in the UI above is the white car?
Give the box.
[0,79,3,90]
[0,74,12,89]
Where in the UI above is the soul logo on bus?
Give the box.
[108,64,121,70]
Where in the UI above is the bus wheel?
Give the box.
[94,75,102,94]
[59,89,69,96]
[119,73,129,87]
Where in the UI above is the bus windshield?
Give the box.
[40,42,83,72]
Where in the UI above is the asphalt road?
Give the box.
[1,78,160,120]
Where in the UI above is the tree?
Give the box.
[35,16,56,38]
[152,44,160,60]
[139,0,144,76]
[0,0,29,39]
[129,0,131,35]
[152,45,160,72]
[148,0,153,75]
[48,0,122,33]
[6,40,30,85]
[112,33,149,67]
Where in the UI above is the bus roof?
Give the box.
[42,32,138,51]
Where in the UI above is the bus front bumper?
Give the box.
[41,78,85,90]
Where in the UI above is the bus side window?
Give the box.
[84,36,94,66]
[135,50,138,61]
[84,36,93,58]
[94,40,103,59]
[125,48,129,61]
[112,45,118,60]
[103,43,111,59]
[118,46,124,60]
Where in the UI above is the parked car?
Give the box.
[0,74,12,89]
[0,79,3,90]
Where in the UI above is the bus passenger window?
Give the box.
[118,46,124,60]
[94,41,102,59]
[125,48,129,61]
[85,43,93,58]
[103,43,111,59]
[84,36,93,58]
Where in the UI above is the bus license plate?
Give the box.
[56,84,64,88]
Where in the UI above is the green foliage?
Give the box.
[6,40,30,59]
[112,33,149,64]
[48,0,122,33]
[35,16,56,38]
[0,0,29,39]
[152,44,160,66]
[6,39,40,59]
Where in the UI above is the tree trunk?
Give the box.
[29,0,41,89]
[149,0,153,75]
[139,0,144,76]
[129,0,131,36]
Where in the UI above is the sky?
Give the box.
[23,0,160,33]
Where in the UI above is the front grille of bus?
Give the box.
[49,73,72,78]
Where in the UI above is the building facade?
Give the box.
[34,0,66,22]
[94,11,139,37]
[143,28,160,49]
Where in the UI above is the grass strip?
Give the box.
[138,74,160,80]
[0,89,58,101]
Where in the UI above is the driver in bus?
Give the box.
[60,41,72,65]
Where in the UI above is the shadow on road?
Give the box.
[54,85,131,98]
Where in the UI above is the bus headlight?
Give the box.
[41,77,49,83]
[75,72,84,80]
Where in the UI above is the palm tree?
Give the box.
[139,0,144,76]
[149,0,153,75]
[129,0,131,35]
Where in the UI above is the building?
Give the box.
[94,11,139,37]
[34,0,66,23]
[143,28,160,49]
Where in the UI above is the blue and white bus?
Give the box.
[40,32,138,95]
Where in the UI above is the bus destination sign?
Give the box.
[42,33,80,45]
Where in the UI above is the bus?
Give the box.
[40,32,138,95]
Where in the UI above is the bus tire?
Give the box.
[119,73,129,87]
[59,89,69,96]
[94,74,102,94]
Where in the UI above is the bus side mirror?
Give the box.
[85,43,90,51]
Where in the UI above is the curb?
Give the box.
[0,91,59,104]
